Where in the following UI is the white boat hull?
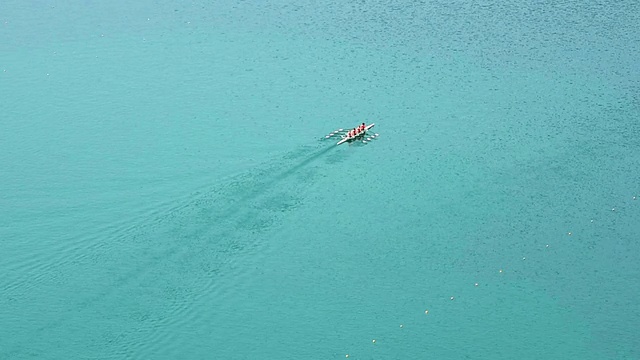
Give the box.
[337,123,375,145]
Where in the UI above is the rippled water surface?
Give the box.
[1,1,639,358]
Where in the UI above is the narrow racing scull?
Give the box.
[324,123,378,145]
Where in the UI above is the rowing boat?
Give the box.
[325,123,377,145]
[336,124,376,145]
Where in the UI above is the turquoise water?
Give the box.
[1,1,639,358]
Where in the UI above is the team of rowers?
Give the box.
[346,123,368,138]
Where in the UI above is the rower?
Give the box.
[360,122,366,131]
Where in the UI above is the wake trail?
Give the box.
[1,142,339,358]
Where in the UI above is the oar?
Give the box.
[324,128,345,139]
[363,133,379,143]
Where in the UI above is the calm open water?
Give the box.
[1,1,639,359]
